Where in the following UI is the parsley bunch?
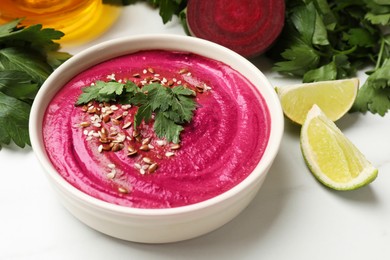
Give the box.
[76,80,197,143]
[268,0,390,116]
[0,19,71,149]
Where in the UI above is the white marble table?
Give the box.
[1,3,389,260]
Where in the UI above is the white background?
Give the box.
[1,3,390,260]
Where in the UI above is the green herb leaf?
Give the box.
[154,112,183,144]
[169,85,196,123]
[98,81,125,96]
[142,83,172,111]
[76,83,105,105]
[0,47,52,85]
[0,92,31,149]
[352,81,390,116]
[76,81,121,105]
[134,102,154,128]
[0,21,64,52]
[273,43,321,76]
[343,28,376,48]
[0,70,38,100]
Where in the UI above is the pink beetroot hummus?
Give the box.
[43,50,270,209]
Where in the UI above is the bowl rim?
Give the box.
[30,34,284,216]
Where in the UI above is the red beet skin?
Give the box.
[186,0,285,58]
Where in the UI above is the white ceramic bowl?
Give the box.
[29,35,284,243]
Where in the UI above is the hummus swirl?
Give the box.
[43,50,270,209]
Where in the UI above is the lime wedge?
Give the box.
[300,105,378,191]
[276,78,359,125]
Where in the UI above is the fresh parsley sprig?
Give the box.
[0,19,71,149]
[268,0,390,116]
[76,80,197,143]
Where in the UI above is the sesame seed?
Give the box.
[107,169,116,179]
[148,163,158,173]
[142,137,151,145]
[79,121,91,127]
[118,187,128,193]
[122,122,132,129]
[110,105,119,111]
[115,134,126,142]
[165,151,175,157]
[156,140,167,146]
[143,157,154,164]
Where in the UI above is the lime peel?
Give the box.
[300,105,378,191]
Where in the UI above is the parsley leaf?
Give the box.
[76,81,126,105]
[0,20,70,149]
[154,112,183,144]
[98,81,125,96]
[0,70,39,100]
[273,43,321,77]
[352,58,390,115]
[352,82,390,116]
[169,85,197,122]
[134,102,154,127]
[0,92,31,149]
[0,47,52,85]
